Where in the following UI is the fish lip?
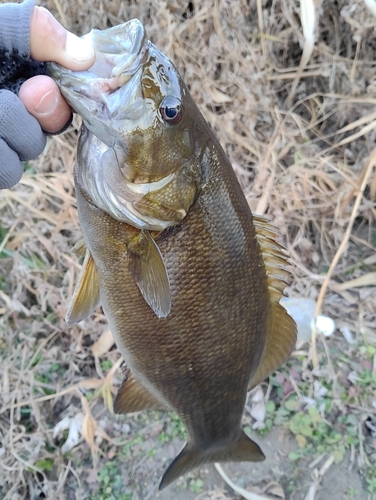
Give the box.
[84,19,148,81]
[48,19,148,90]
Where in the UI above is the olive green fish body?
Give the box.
[49,19,297,489]
[75,138,268,424]
[74,133,271,486]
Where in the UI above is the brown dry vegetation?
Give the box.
[1,0,376,499]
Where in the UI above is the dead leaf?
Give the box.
[78,378,106,390]
[92,329,115,357]
[263,482,285,499]
[81,396,98,464]
[53,413,84,454]
[102,380,114,413]
[251,386,264,403]
[205,86,232,103]
[250,401,266,422]
[215,464,275,500]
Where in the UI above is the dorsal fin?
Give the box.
[253,215,292,296]
[249,215,297,389]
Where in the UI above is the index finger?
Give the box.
[30,6,95,71]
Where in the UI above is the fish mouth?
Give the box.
[47,19,148,143]
[82,19,147,82]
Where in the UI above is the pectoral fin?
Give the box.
[127,230,171,318]
[65,249,101,326]
[114,370,169,413]
[159,431,265,490]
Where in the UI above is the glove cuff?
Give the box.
[0,0,35,57]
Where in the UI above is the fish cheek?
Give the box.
[125,124,193,183]
[134,166,200,224]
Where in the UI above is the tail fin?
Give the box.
[159,431,265,490]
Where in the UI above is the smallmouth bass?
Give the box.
[48,20,297,490]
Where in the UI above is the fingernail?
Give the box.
[33,89,58,115]
[65,32,95,63]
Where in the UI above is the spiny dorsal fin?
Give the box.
[127,230,171,318]
[65,248,101,326]
[249,215,297,389]
[253,215,292,302]
[114,369,169,414]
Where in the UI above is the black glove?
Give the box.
[0,89,46,188]
[0,0,47,189]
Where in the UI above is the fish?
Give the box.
[48,20,297,490]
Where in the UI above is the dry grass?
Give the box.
[1,0,376,499]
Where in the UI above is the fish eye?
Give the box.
[160,96,182,125]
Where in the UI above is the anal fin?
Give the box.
[114,370,169,414]
[66,248,100,326]
[159,431,265,490]
[127,230,171,318]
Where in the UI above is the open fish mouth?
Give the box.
[81,19,148,82]
[49,18,147,87]
[47,19,149,142]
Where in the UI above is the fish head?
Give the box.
[49,20,202,230]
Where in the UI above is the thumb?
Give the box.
[29,6,95,71]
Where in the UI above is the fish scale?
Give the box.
[48,19,297,489]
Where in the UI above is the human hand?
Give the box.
[20,5,95,133]
[0,1,95,189]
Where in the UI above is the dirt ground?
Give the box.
[1,0,376,499]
